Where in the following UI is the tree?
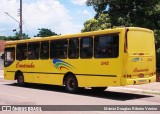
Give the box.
[35,28,58,37]
[86,0,109,18]
[84,0,160,65]
[14,32,29,40]
[82,13,111,32]
[86,0,160,28]
[0,32,29,41]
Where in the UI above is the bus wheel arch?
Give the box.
[15,70,25,86]
[63,72,78,93]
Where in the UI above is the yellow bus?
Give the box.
[3,27,156,93]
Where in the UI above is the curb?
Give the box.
[109,87,160,95]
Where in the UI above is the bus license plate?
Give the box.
[138,80,147,83]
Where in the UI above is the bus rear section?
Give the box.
[122,28,156,85]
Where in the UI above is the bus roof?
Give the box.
[5,27,152,45]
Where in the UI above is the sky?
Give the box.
[0,0,95,37]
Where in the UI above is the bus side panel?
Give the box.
[30,60,63,85]
[4,71,14,80]
[23,73,34,83]
[85,58,122,87]
[33,73,63,85]
[85,76,119,87]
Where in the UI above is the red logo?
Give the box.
[101,61,109,65]
[16,62,35,68]
[134,68,149,72]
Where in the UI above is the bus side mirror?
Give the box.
[1,54,4,59]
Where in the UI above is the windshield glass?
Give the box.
[4,47,15,67]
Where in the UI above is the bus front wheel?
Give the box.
[17,73,25,86]
[64,75,78,93]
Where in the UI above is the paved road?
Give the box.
[0,79,160,114]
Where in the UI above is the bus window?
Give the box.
[68,38,79,59]
[16,43,27,60]
[80,37,93,58]
[4,47,15,67]
[28,42,40,60]
[94,34,119,58]
[50,39,68,59]
[40,41,49,59]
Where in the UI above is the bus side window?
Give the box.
[94,34,119,58]
[50,39,68,59]
[28,42,40,60]
[40,41,49,59]
[68,38,79,59]
[80,37,93,58]
[16,44,27,60]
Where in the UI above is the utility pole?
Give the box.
[4,0,22,40]
[19,0,22,40]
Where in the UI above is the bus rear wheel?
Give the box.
[91,87,107,92]
[17,73,25,86]
[64,75,78,93]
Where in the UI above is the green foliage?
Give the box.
[81,19,98,32]
[86,0,108,17]
[86,0,160,27]
[86,0,160,29]
[35,28,58,37]
[15,32,30,40]
[109,0,160,29]
[82,13,111,32]
[0,32,29,41]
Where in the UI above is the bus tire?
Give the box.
[91,87,107,92]
[17,73,25,86]
[64,75,78,93]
